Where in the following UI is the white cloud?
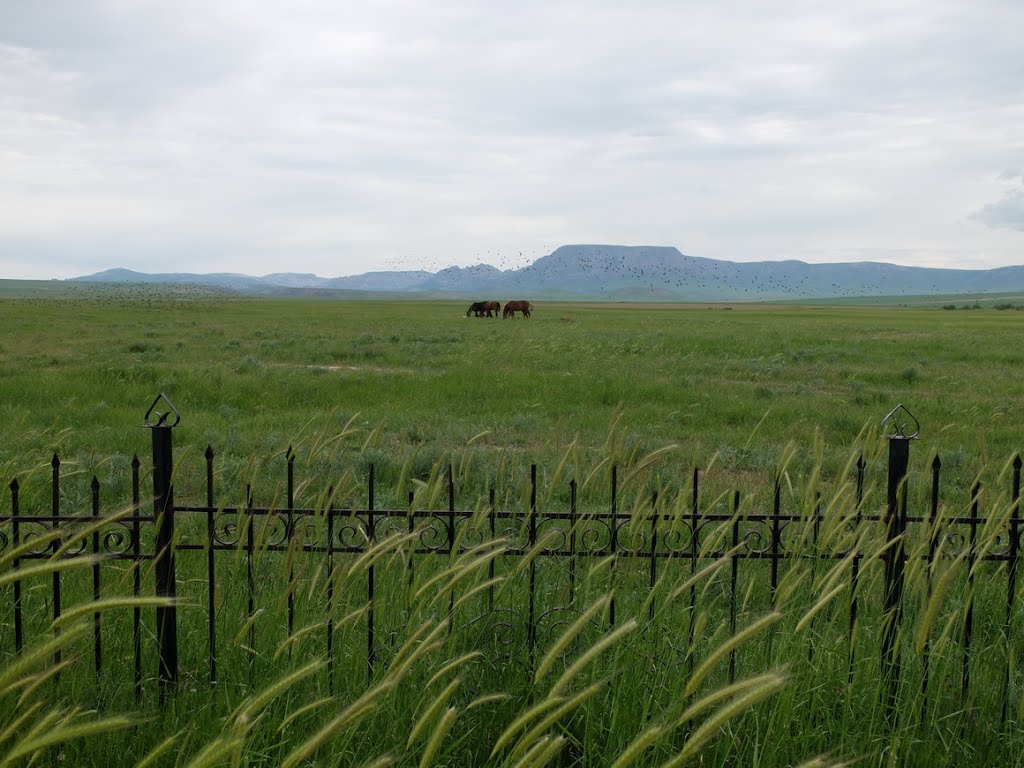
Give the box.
[973,171,1024,233]
[0,1,1022,279]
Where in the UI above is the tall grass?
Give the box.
[2,420,1023,766]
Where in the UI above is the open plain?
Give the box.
[2,287,1024,766]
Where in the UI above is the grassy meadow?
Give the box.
[2,286,1024,766]
[2,286,1023,495]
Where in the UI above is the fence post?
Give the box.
[569,479,577,608]
[205,446,216,687]
[880,404,918,716]
[367,463,376,679]
[528,464,538,671]
[1004,455,1021,723]
[11,479,23,654]
[848,454,865,687]
[145,393,181,699]
[609,465,618,628]
[52,454,62,675]
[921,454,941,724]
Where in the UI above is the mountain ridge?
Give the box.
[71,245,1024,301]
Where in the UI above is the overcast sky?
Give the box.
[1,1,1022,279]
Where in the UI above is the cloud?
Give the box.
[972,171,1024,233]
[1,1,1023,278]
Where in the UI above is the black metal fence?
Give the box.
[1,397,1021,722]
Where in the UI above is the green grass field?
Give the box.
[3,289,1023,493]
[2,288,1024,766]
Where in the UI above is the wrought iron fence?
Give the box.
[1,396,1021,723]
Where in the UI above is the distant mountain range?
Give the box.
[71,245,1024,301]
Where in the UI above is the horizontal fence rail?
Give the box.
[1,411,1022,727]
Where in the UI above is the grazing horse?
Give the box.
[466,300,501,317]
[503,300,533,318]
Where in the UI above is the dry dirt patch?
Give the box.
[298,364,415,375]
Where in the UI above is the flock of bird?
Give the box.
[416,246,967,300]
[423,246,889,300]
[355,244,975,300]
[383,247,546,274]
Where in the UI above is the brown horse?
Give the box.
[467,300,500,317]
[503,300,533,318]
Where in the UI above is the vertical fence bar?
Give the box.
[489,486,496,613]
[151,421,178,698]
[408,490,416,605]
[327,487,335,696]
[569,479,578,608]
[448,464,456,627]
[131,455,141,702]
[768,476,781,660]
[367,463,376,679]
[689,468,699,674]
[881,432,911,715]
[91,476,102,679]
[922,454,941,723]
[528,464,538,669]
[649,488,658,622]
[246,484,255,688]
[287,447,296,651]
[771,477,780,602]
[1004,456,1021,724]
[729,490,740,684]
[205,446,217,687]
[849,455,864,685]
[808,491,821,664]
[11,479,22,654]
[609,465,618,628]
[962,480,980,707]
[51,454,61,674]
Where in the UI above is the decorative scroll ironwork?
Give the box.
[144,392,180,429]
[988,523,1014,560]
[486,607,522,650]
[334,515,367,549]
[536,605,583,647]
[213,511,243,547]
[415,515,452,551]
[882,403,919,440]
[778,519,807,555]
[374,513,410,541]
[253,513,289,549]
[615,521,650,554]
[936,525,972,558]
[453,515,490,550]
[535,518,571,553]
[735,518,775,556]
[660,523,695,556]
[100,521,137,556]
[493,516,530,550]
[27,520,90,557]
[576,517,614,555]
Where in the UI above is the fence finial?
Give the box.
[882,403,919,439]
[144,393,180,428]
